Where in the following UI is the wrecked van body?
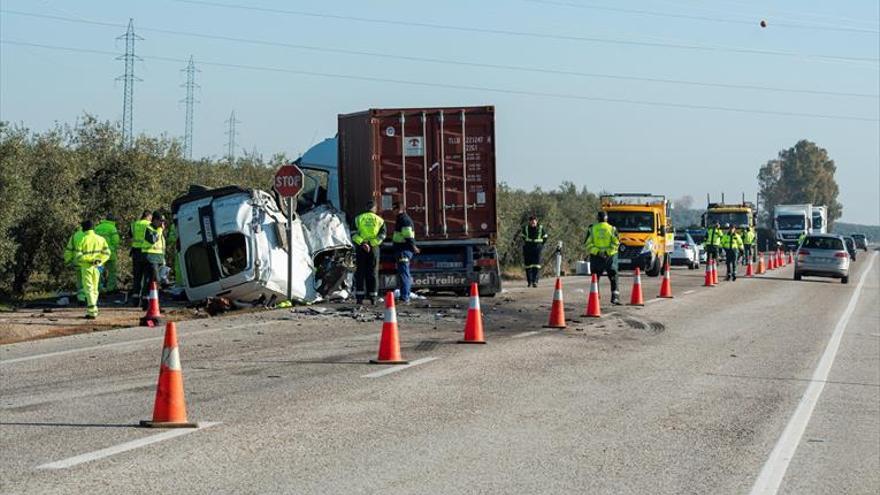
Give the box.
[170,185,354,306]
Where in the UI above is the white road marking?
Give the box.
[36,421,220,470]
[749,252,877,495]
[362,357,438,378]
[683,290,696,295]
[1,320,279,365]
[645,298,663,305]
[512,331,541,338]
[1,381,154,410]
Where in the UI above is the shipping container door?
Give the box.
[374,112,430,235]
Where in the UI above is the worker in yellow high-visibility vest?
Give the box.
[74,220,111,319]
[129,210,152,307]
[351,201,386,305]
[585,211,622,305]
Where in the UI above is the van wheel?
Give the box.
[841,276,849,284]
[794,272,802,281]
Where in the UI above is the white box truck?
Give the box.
[774,204,812,249]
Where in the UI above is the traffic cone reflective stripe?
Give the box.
[544,278,567,328]
[658,260,673,298]
[140,281,164,327]
[583,273,601,317]
[704,261,714,287]
[629,267,645,306]
[140,322,197,428]
[370,292,409,363]
[459,283,487,343]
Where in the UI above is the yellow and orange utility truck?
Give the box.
[600,194,672,277]
[702,195,756,232]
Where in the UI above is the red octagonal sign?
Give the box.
[274,164,305,198]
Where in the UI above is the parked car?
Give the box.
[844,236,857,261]
[686,228,707,263]
[852,233,869,251]
[671,232,701,269]
[794,234,850,284]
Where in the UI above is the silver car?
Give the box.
[794,234,850,284]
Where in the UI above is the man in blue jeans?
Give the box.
[392,202,420,303]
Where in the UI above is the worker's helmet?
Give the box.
[723,222,731,228]
[597,211,608,222]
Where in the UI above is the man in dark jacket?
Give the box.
[522,215,548,287]
[392,202,420,303]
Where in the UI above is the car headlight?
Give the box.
[640,239,654,255]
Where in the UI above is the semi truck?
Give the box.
[811,205,828,234]
[774,204,812,249]
[337,106,501,296]
[601,194,672,277]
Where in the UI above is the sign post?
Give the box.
[274,164,305,301]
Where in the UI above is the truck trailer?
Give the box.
[337,106,501,296]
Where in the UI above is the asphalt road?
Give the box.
[1,253,877,494]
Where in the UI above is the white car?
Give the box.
[671,232,701,269]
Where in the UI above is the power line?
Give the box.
[4,10,876,100]
[115,18,143,148]
[524,0,880,35]
[3,39,877,123]
[163,2,879,65]
[181,56,199,160]
[225,110,240,162]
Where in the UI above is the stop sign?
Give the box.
[274,164,305,198]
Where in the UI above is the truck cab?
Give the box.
[774,204,813,250]
[601,194,671,277]
[811,206,828,234]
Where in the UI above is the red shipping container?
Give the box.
[337,106,497,241]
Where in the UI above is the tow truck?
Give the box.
[601,194,672,276]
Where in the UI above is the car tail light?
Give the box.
[475,258,497,268]
[834,252,848,258]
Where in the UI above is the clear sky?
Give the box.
[2,0,878,224]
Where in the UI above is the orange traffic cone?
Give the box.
[140,322,197,428]
[711,259,719,285]
[704,261,714,287]
[768,252,775,270]
[139,281,163,327]
[787,251,793,264]
[583,273,601,317]
[658,260,673,298]
[370,292,409,363]
[459,283,487,344]
[544,278,567,328]
[630,267,645,306]
[778,249,784,267]
[745,259,754,277]
[757,252,765,274]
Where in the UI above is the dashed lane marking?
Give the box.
[683,290,696,295]
[36,422,221,470]
[512,331,541,338]
[361,357,438,378]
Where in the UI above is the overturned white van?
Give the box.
[171,185,354,306]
